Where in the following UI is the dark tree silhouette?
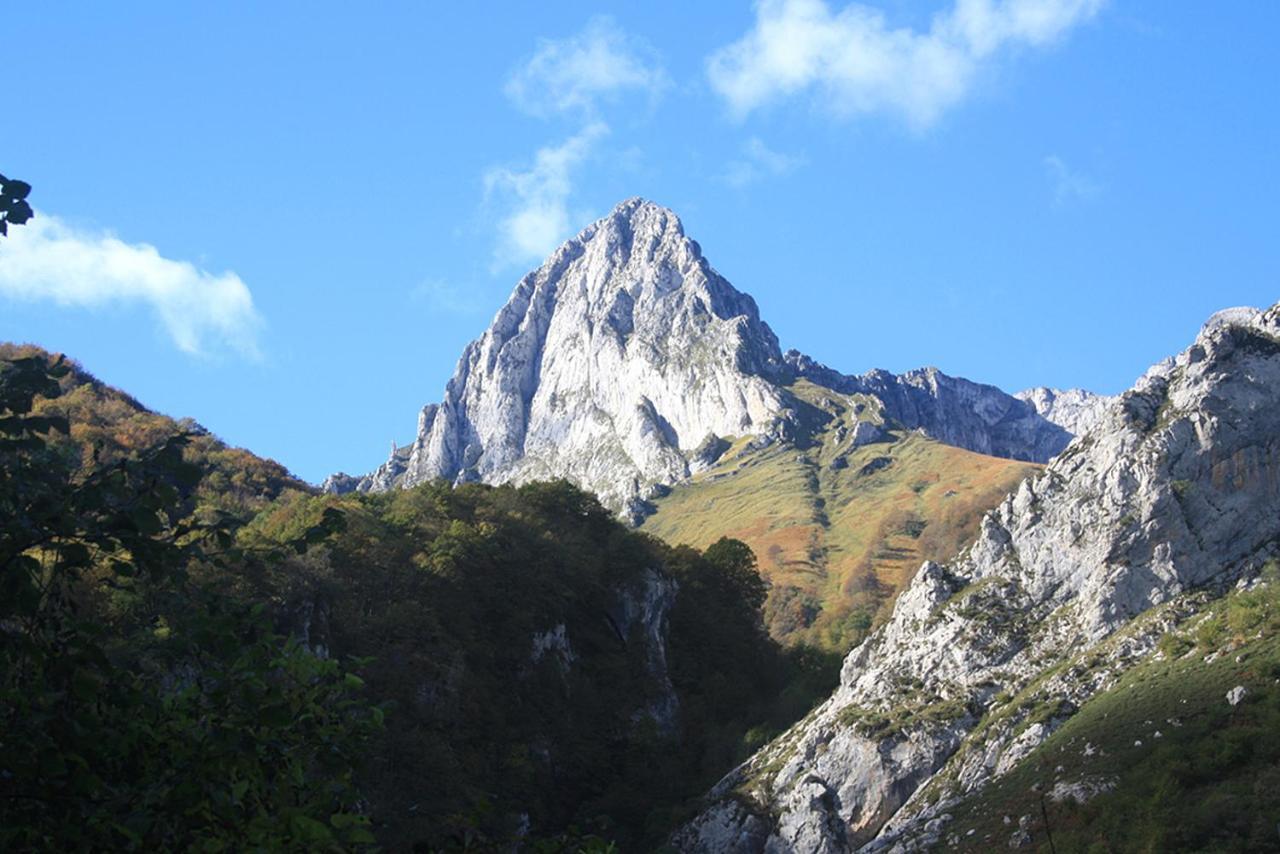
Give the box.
[0,174,33,236]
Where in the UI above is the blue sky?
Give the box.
[4,1,1278,483]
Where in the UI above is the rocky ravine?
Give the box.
[674,302,1280,852]
[326,198,1097,519]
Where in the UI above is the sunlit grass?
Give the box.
[642,381,1038,650]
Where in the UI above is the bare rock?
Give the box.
[677,302,1280,851]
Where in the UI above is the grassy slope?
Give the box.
[939,576,1280,853]
[643,380,1039,650]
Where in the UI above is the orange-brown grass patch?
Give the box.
[643,417,1038,652]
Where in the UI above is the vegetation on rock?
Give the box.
[0,346,839,850]
[938,568,1280,852]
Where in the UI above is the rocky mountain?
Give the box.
[327,198,788,516]
[784,353,1077,464]
[1014,386,1112,437]
[674,302,1280,851]
[326,199,1087,522]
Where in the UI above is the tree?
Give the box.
[703,536,768,613]
[0,353,379,849]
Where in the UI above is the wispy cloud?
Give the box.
[0,214,262,357]
[486,18,664,271]
[505,17,668,118]
[723,137,804,188]
[708,0,1105,129]
[484,122,609,269]
[409,277,485,315]
[1043,154,1102,205]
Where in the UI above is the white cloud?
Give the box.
[409,277,484,315]
[0,214,262,358]
[505,17,668,117]
[723,137,804,188]
[708,0,1105,128]
[1044,154,1101,205]
[484,122,609,268]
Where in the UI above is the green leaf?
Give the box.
[347,826,377,844]
[289,813,333,842]
[130,507,163,535]
[61,542,92,567]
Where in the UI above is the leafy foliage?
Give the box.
[1,346,837,850]
[0,344,307,519]
[0,172,34,236]
[242,483,838,850]
[0,351,380,850]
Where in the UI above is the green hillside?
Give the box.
[0,342,307,516]
[931,570,1280,852]
[0,346,837,851]
[643,380,1040,650]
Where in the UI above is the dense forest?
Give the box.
[0,345,838,850]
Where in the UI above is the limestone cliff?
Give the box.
[675,302,1280,851]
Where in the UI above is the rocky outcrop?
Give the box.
[784,353,1076,464]
[675,302,1280,851]
[608,568,680,733]
[328,199,1083,517]
[1014,386,1112,438]
[1203,305,1261,333]
[859,367,1071,463]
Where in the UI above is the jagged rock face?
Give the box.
[784,352,1076,464]
[860,367,1071,463]
[344,198,789,518]
[527,566,680,732]
[1204,305,1262,333]
[1014,386,1112,438]
[329,198,1087,516]
[675,303,1280,852]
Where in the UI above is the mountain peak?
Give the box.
[556,197,709,292]
[336,197,788,517]
[329,203,1082,518]
[574,197,685,249]
[607,195,668,216]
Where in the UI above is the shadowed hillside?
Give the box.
[0,344,838,851]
